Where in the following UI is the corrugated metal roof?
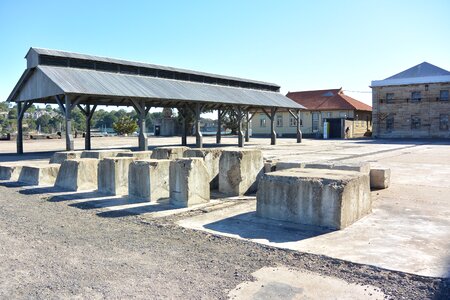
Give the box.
[11,65,304,109]
[29,47,280,89]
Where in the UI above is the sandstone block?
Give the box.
[184,148,223,189]
[256,168,372,230]
[151,146,189,160]
[18,164,60,186]
[219,149,263,196]
[370,167,391,189]
[98,157,137,195]
[117,151,153,160]
[49,151,83,164]
[128,159,171,201]
[81,149,131,159]
[55,158,99,191]
[169,158,210,207]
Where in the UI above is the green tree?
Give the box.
[223,111,239,134]
[112,116,138,135]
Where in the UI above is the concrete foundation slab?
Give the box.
[117,151,153,160]
[98,157,137,195]
[219,149,263,196]
[370,167,391,189]
[128,159,171,201]
[169,158,210,207]
[151,146,189,160]
[184,148,222,189]
[49,151,83,164]
[55,158,100,191]
[18,164,60,186]
[256,168,371,229]
[80,149,131,159]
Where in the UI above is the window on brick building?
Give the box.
[289,116,297,127]
[411,115,421,129]
[386,115,394,132]
[276,115,283,127]
[411,91,421,102]
[386,93,394,103]
[440,114,449,131]
[440,90,449,101]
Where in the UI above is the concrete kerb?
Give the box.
[80,149,131,159]
[169,158,210,207]
[18,164,60,186]
[184,148,223,189]
[151,146,190,160]
[256,168,372,230]
[55,158,100,191]
[219,149,264,196]
[128,159,171,201]
[117,151,153,160]
[98,157,137,195]
[49,151,83,164]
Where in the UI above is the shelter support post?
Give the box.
[179,107,188,146]
[236,106,244,147]
[131,99,150,150]
[245,111,250,142]
[194,103,203,148]
[78,104,97,150]
[288,109,302,143]
[16,100,33,154]
[262,107,277,145]
[216,109,222,144]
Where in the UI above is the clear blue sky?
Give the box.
[0,0,449,106]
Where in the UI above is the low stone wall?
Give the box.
[80,149,131,159]
[219,149,263,196]
[169,158,210,207]
[151,146,189,160]
[128,159,171,201]
[50,151,83,164]
[55,158,99,191]
[184,148,222,189]
[256,168,372,230]
[98,157,137,195]
[18,164,60,186]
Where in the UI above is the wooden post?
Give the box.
[245,110,250,142]
[237,107,244,147]
[216,109,222,144]
[296,109,302,143]
[65,96,74,151]
[195,103,203,148]
[138,100,148,151]
[179,107,188,146]
[270,107,277,145]
[16,102,23,154]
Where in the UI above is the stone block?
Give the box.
[55,158,99,191]
[256,168,372,230]
[18,164,60,186]
[219,149,263,196]
[98,157,137,195]
[276,161,306,171]
[80,149,131,159]
[0,164,23,181]
[117,151,153,160]
[370,167,391,189]
[304,161,371,175]
[264,161,277,173]
[184,148,223,189]
[49,151,83,164]
[128,159,171,201]
[169,158,210,207]
[151,146,189,160]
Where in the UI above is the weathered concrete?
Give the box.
[55,158,99,191]
[98,157,137,195]
[0,164,23,181]
[18,164,60,186]
[117,151,153,160]
[256,168,371,229]
[219,149,263,196]
[184,148,222,189]
[128,159,171,201]
[169,158,210,207]
[304,161,371,175]
[276,161,305,171]
[80,149,131,159]
[151,146,189,160]
[49,151,83,164]
[263,160,277,173]
[370,167,391,189]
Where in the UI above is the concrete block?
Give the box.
[55,158,99,191]
[117,151,153,160]
[264,161,277,173]
[256,168,372,230]
[98,157,137,195]
[276,161,306,171]
[49,151,82,164]
[219,149,264,196]
[80,149,131,159]
[184,148,223,189]
[0,164,23,181]
[370,167,391,189]
[18,164,60,186]
[170,158,210,207]
[128,159,171,201]
[304,161,371,175]
[151,146,189,160]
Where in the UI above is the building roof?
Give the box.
[371,62,450,87]
[8,48,304,110]
[286,88,372,112]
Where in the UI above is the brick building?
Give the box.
[371,62,450,138]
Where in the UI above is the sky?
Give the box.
[0,0,449,110]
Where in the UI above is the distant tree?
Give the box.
[45,104,53,112]
[112,116,138,135]
[223,112,239,134]
[0,101,9,111]
[36,114,51,133]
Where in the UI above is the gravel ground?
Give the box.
[0,184,448,299]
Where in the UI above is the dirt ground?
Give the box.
[0,137,449,299]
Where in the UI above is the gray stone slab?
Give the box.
[370,167,391,189]
[49,151,83,164]
[55,158,99,191]
[219,149,264,196]
[304,161,371,175]
[256,168,371,229]
[18,164,60,186]
[170,158,210,207]
[151,146,189,160]
[184,148,223,189]
[128,159,171,201]
[117,151,153,160]
[80,149,131,159]
[276,161,306,171]
[98,157,137,195]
